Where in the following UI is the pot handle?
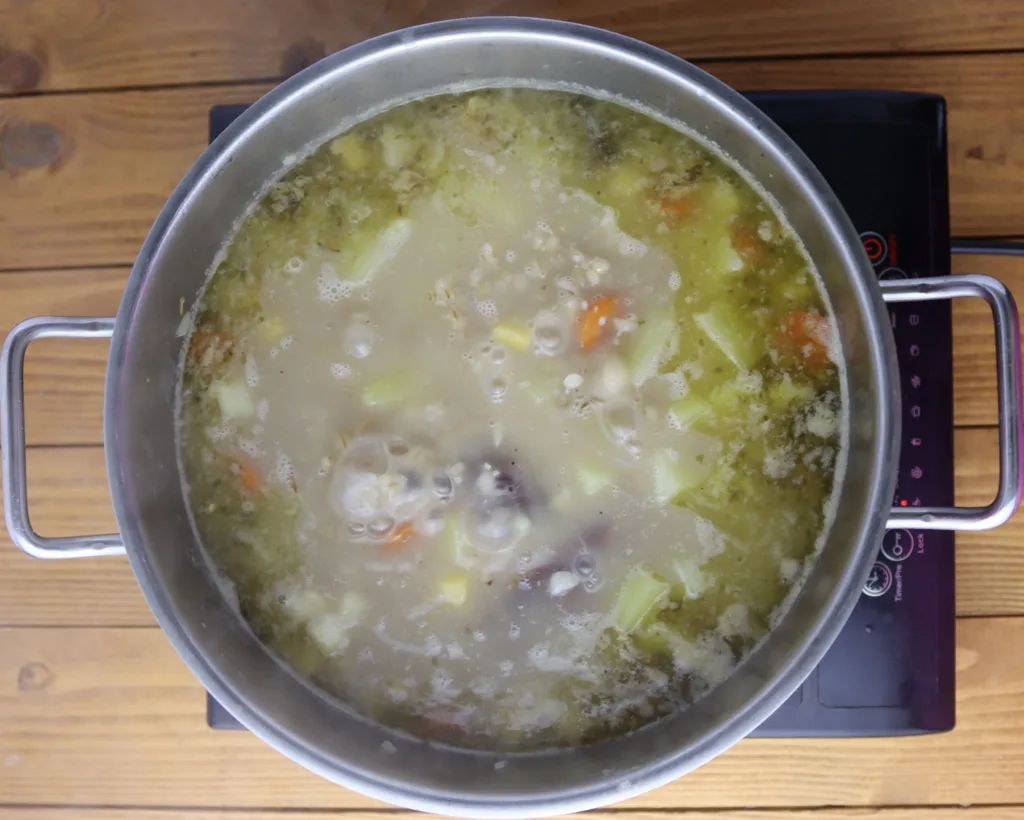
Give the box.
[1,316,126,559]
[880,274,1024,531]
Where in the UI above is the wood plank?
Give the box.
[4,54,1024,271]
[0,618,1022,808]
[5,0,1024,95]
[2,248,1017,448]
[2,809,1023,820]
[0,427,1019,626]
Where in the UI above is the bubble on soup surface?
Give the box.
[316,268,354,303]
[244,355,259,387]
[476,299,498,320]
[284,256,304,274]
[330,362,352,379]
[345,324,374,359]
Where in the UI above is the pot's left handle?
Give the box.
[1,317,125,559]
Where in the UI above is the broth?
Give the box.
[178,89,844,748]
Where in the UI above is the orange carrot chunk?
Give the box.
[578,295,619,352]
[237,454,264,495]
[385,521,418,549]
[659,194,697,220]
[732,223,765,266]
[782,311,831,369]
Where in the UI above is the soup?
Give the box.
[178,89,844,749]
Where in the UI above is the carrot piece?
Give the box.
[578,295,619,352]
[732,223,766,266]
[385,521,417,548]
[781,312,832,368]
[659,194,697,220]
[237,454,264,495]
[190,329,236,366]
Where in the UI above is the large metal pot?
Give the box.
[2,17,1022,818]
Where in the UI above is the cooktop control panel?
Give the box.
[748,91,955,736]
[205,92,957,737]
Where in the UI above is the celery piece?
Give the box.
[211,379,254,420]
[446,518,476,569]
[577,462,615,496]
[492,322,532,352]
[652,449,709,505]
[668,395,713,432]
[329,133,371,172]
[694,305,760,370]
[440,575,469,606]
[628,310,680,388]
[610,569,670,633]
[347,218,412,286]
[361,373,415,408]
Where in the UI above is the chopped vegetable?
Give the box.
[237,454,264,495]
[673,558,709,599]
[548,571,580,597]
[577,462,615,496]
[212,379,255,419]
[668,395,712,432]
[307,592,368,653]
[362,373,416,408]
[628,309,679,387]
[259,316,286,343]
[610,569,669,633]
[694,306,760,370]
[767,375,815,410]
[347,219,412,286]
[380,124,415,169]
[578,295,618,351]
[440,575,469,606]
[659,194,697,220]
[190,329,236,367]
[385,521,417,548]
[731,223,766,266]
[329,133,371,172]
[652,449,710,505]
[492,322,532,352]
[780,311,832,368]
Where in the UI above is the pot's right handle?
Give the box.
[881,274,1024,532]
[1,316,125,558]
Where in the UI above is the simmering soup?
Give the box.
[178,89,844,748]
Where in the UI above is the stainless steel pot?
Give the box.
[2,18,1022,818]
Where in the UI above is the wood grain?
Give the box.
[4,0,1024,95]
[4,54,1024,270]
[0,428,1019,627]
[2,810,1024,820]
[0,618,1022,809]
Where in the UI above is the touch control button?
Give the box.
[881,529,915,562]
[860,231,887,267]
[879,266,908,280]
[863,562,893,597]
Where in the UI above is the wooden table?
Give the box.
[2,2,1024,819]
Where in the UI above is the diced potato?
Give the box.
[610,569,670,633]
[492,322,532,352]
[673,558,709,599]
[259,316,286,343]
[440,575,469,606]
[380,124,415,169]
[767,375,815,409]
[694,306,760,370]
[212,379,254,419]
[329,133,371,172]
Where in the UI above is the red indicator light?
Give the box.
[863,237,884,262]
[900,499,909,506]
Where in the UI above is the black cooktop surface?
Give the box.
[206,89,956,738]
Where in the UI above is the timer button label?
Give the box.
[864,562,893,597]
[860,231,887,267]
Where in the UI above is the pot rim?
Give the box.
[105,16,898,817]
